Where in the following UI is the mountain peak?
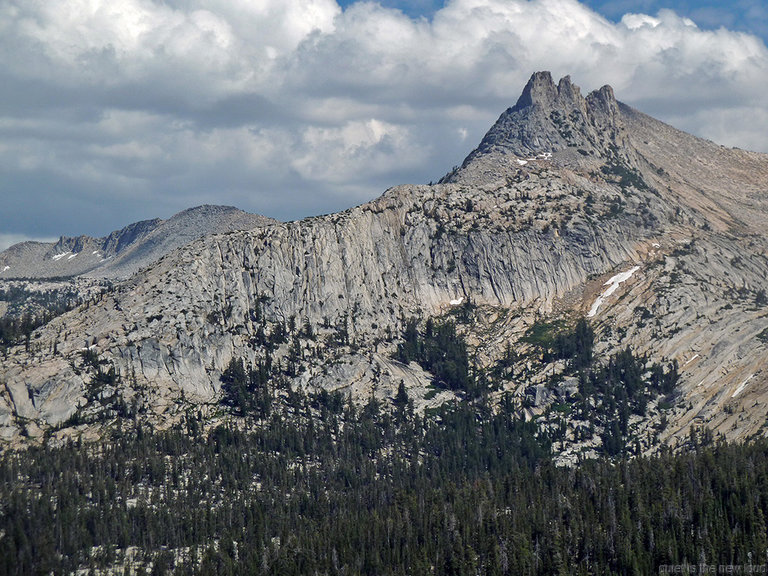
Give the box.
[513,71,585,111]
[513,71,620,112]
[446,72,625,181]
[513,71,558,109]
[586,84,622,129]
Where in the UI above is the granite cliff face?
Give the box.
[2,72,767,454]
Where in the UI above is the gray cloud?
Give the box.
[1,0,767,243]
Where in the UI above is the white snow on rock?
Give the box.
[1,266,9,272]
[732,375,754,398]
[52,252,70,261]
[587,266,640,317]
[450,297,464,306]
[516,159,528,166]
[683,353,699,367]
[67,253,77,260]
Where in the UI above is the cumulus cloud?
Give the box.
[0,0,767,240]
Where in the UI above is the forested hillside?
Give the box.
[2,385,765,575]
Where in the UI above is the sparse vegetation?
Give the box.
[600,152,649,192]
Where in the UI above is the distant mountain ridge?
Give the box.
[0,205,275,280]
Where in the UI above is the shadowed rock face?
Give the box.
[2,72,768,453]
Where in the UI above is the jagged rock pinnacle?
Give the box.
[447,71,626,180]
[513,71,585,112]
[586,84,622,131]
[514,71,559,109]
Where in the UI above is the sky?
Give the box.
[1,0,768,250]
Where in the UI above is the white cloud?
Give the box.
[0,0,767,240]
[667,106,768,153]
[292,118,427,184]
[621,13,660,29]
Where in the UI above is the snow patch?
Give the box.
[450,297,464,306]
[1,266,9,272]
[515,159,528,166]
[683,354,699,367]
[732,375,754,398]
[52,252,70,261]
[67,253,78,260]
[92,251,99,255]
[587,266,641,318]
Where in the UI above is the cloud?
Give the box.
[1,0,767,239]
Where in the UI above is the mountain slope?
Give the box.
[1,72,767,455]
[0,205,275,280]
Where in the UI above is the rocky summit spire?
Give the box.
[513,71,560,109]
[513,71,585,112]
[586,84,622,133]
[450,71,626,178]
